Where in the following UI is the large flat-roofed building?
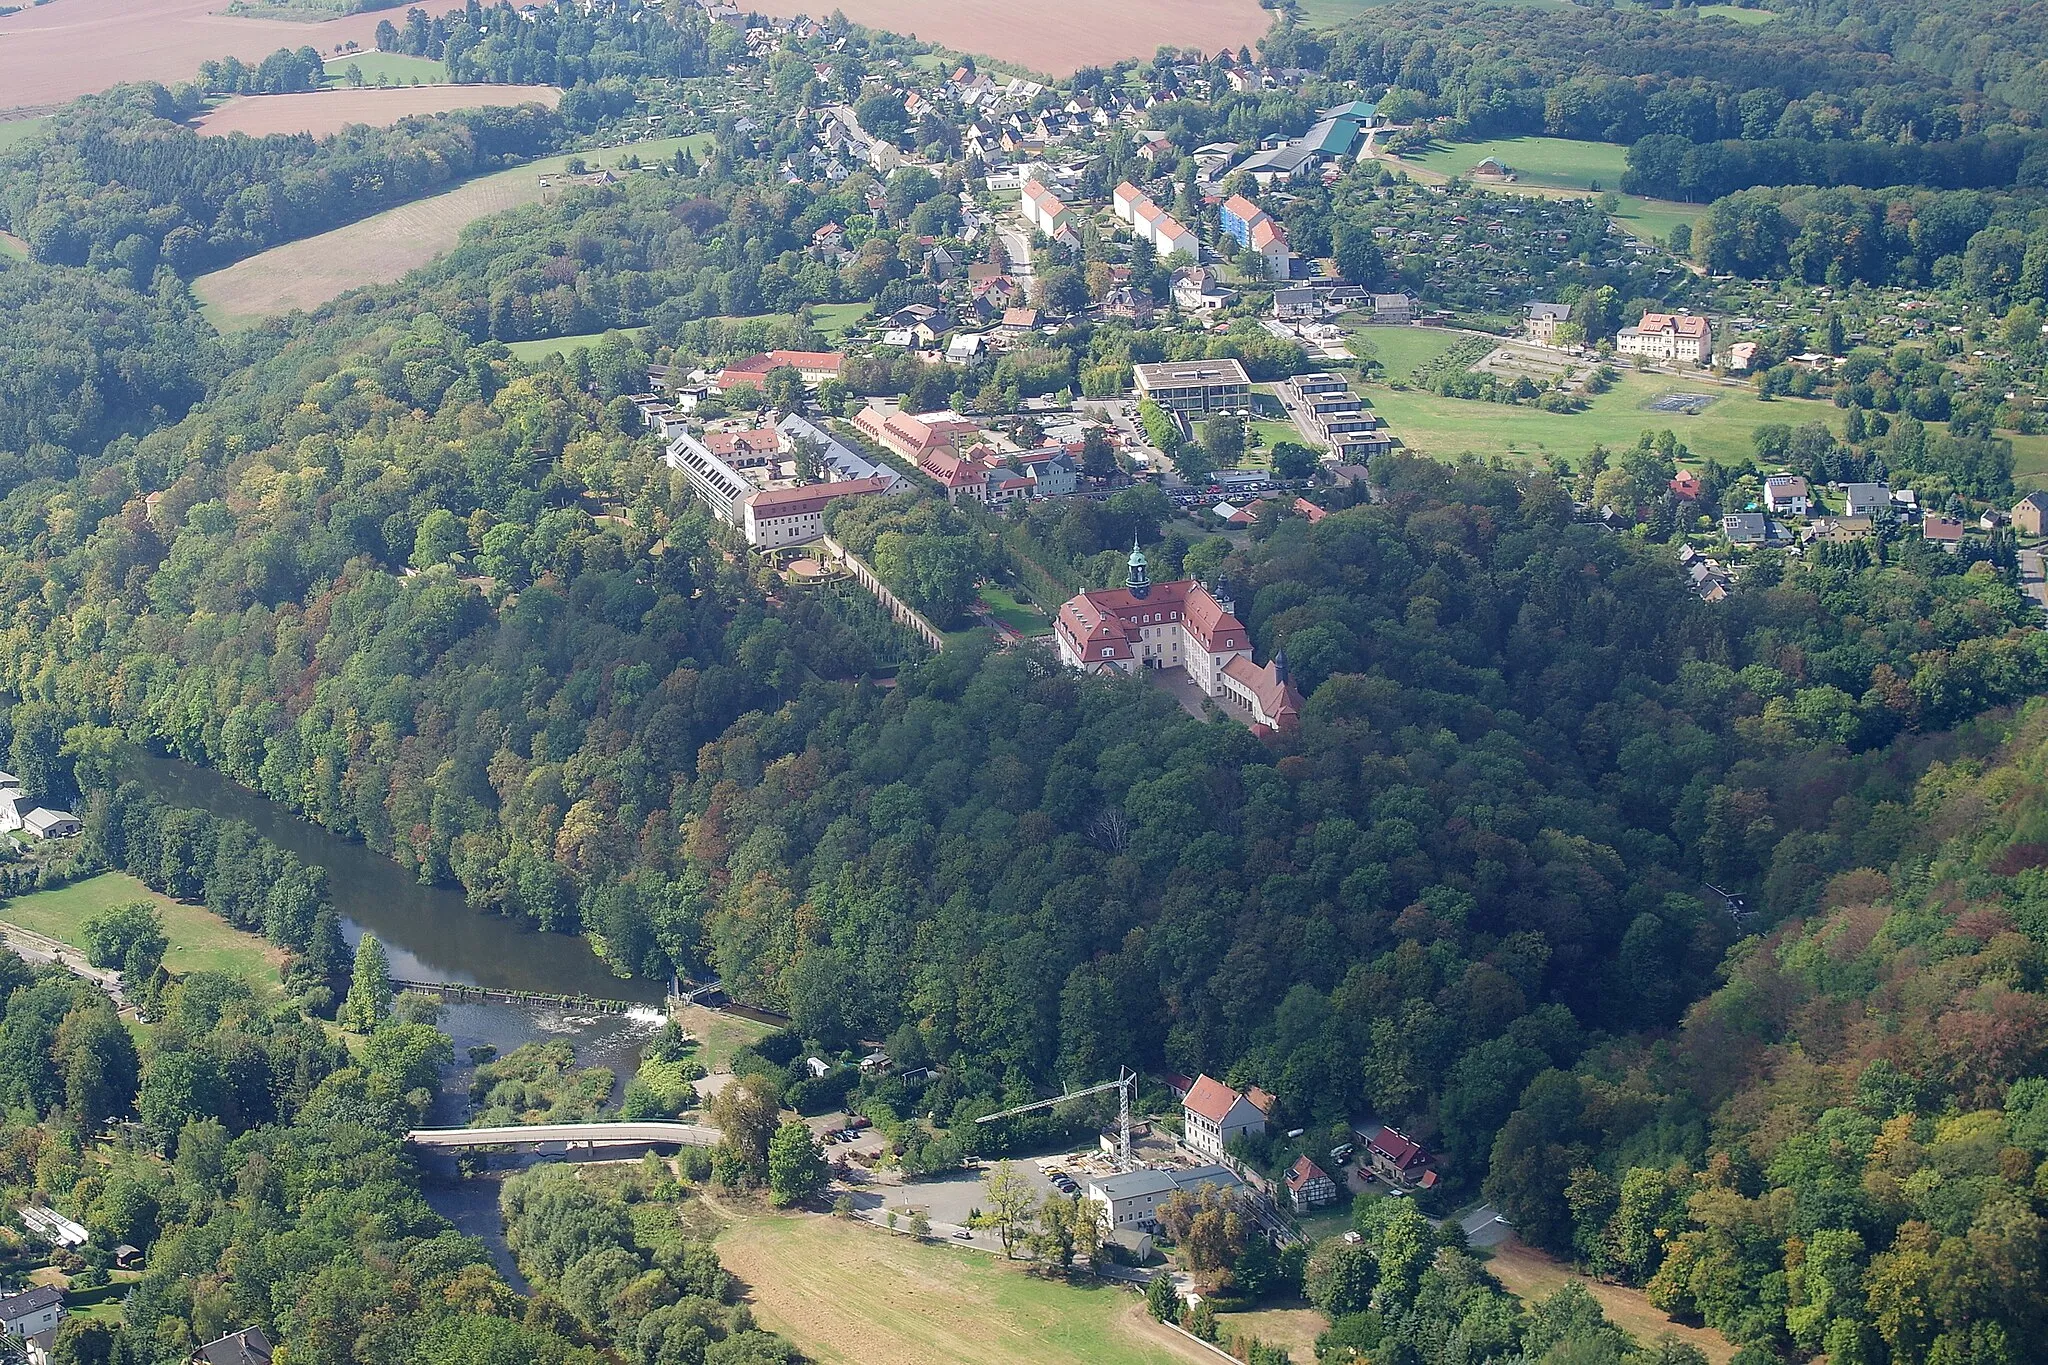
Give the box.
[667,417,897,548]
[1132,358,1250,415]
[1085,1163,1242,1235]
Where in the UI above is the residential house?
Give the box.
[1018,179,1075,240]
[1178,1074,1272,1161]
[1843,482,1894,517]
[1370,294,1413,325]
[0,1287,62,1344]
[1364,1126,1430,1184]
[191,1327,274,1365]
[1763,474,1811,516]
[1726,341,1760,372]
[1285,1156,1339,1211]
[1670,470,1703,500]
[810,222,846,254]
[1170,266,1234,313]
[1294,497,1328,524]
[1922,514,1965,552]
[1616,312,1713,366]
[1133,358,1250,415]
[1000,306,1040,332]
[2013,491,2048,536]
[1219,193,1289,280]
[1525,301,1573,346]
[1273,285,1318,320]
[1723,512,1769,546]
[1805,515,1874,545]
[22,808,79,839]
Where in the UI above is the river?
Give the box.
[124,752,673,1280]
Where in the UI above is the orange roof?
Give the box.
[1222,656,1303,728]
[1182,1074,1244,1124]
[1637,313,1710,338]
[1223,193,1264,222]
[1250,218,1287,250]
[746,475,894,518]
[1286,1156,1330,1190]
[1294,497,1326,523]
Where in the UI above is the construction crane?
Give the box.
[975,1067,1138,1171]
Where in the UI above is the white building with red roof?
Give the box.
[1054,547,1304,734]
[1180,1073,1272,1161]
[713,350,846,393]
[742,476,896,549]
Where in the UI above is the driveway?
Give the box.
[2019,547,2047,614]
[1458,1202,1514,1248]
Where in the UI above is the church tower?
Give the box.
[1126,539,1150,599]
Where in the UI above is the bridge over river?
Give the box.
[406,1121,721,1151]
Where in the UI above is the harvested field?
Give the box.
[193,136,703,327]
[746,0,1268,75]
[713,1204,1215,1365]
[0,0,390,112]
[193,84,560,137]
[1484,1237,1735,1364]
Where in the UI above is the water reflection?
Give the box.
[124,751,663,1002]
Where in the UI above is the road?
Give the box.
[0,920,124,1002]
[1458,1202,1514,1248]
[2020,547,2048,613]
[405,1121,720,1150]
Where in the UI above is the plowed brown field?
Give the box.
[746,0,1270,75]
[0,0,390,111]
[192,83,560,136]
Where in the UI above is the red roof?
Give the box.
[1285,1156,1331,1191]
[1222,193,1264,223]
[1294,497,1327,523]
[745,475,894,520]
[1636,312,1710,339]
[1182,1074,1245,1124]
[1923,514,1965,541]
[1368,1126,1426,1170]
[1221,656,1304,731]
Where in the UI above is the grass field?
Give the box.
[714,1207,1215,1365]
[505,329,647,362]
[1215,1306,1325,1360]
[0,233,26,262]
[1611,196,1702,244]
[194,84,560,138]
[978,583,1051,634]
[1408,136,1631,191]
[0,116,49,153]
[670,1003,774,1073]
[324,51,450,85]
[0,872,285,990]
[1345,324,1465,378]
[1485,1238,1734,1364]
[1691,3,1775,22]
[2007,431,2048,490]
[809,301,873,342]
[195,135,709,328]
[1369,369,1837,467]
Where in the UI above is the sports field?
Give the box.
[0,871,285,989]
[744,0,1268,74]
[193,84,560,137]
[1368,369,1838,468]
[0,0,388,111]
[1407,136,1631,191]
[714,1207,1216,1365]
[194,136,708,328]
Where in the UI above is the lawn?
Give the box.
[0,116,50,154]
[0,872,285,991]
[1407,136,1631,192]
[1248,420,1300,455]
[2007,430,2048,490]
[1366,370,1838,468]
[669,1003,774,1073]
[1215,1306,1326,1361]
[713,1207,1215,1365]
[505,329,646,362]
[1611,196,1702,245]
[1343,324,1465,378]
[1484,1238,1734,1364]
[809,301,873,342]
[0,233,26,262]
[978,583,1051,635]
[323,51,450,85]
[1691,3,1775,22]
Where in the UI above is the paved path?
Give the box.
[406,1121,720,1150]
[0,920,124,1001]
[1458,1201,1514,1248]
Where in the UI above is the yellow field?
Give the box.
[713,1206,1215,1365]
[1485,1238,1734,1365]
[194,136,710,329]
